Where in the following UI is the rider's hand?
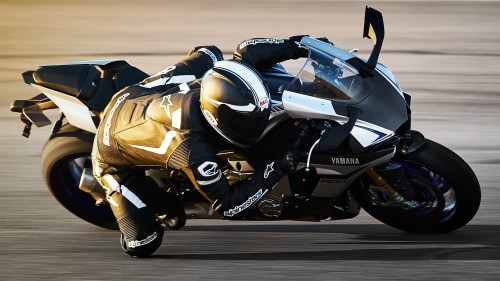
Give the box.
[289,35,334,46]
[278,151,299,174]
[187,45,224,61]
[312,59,343,80]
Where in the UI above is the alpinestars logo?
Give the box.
[198,161,219,177]
[239,38,285,49]
[160,95,173,118]
[103,93,130,146]
[331,157,360,165]
[197,48,218,63]
[196,161,222,186]
[264,162,274,179]
[224,189,266,217]
[127,231,158,248]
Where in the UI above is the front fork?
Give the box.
[365,167,420,209]
[363,130,427,210]
[366,130,425,209]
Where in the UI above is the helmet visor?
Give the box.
[218,105,269,145]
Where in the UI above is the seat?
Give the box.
[33,65,101,100]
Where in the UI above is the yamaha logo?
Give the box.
[331,157,360,165]
[239,38,285,49]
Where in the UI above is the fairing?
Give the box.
[283,38,409,147]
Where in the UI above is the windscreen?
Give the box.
[286,47,371,103]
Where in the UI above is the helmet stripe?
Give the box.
[213,61,269,108]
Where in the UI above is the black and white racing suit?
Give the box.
[92,38,308,257]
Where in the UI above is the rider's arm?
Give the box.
[138,46,223,92]
[184,137,294,218]
[233,37,309,69]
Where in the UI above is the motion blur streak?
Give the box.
[1,1,499,280]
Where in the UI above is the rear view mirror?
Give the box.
[363,6,385,69]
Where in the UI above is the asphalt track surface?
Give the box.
[1,1,500,280]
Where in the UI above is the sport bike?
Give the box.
[11,7,480,233]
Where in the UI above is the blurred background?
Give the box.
[1,0,499,279]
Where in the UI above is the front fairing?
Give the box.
[283,38,408,146]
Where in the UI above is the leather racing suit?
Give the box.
[91,38,308,257]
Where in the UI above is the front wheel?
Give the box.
[40,124,118,230]
[351,139,481,233]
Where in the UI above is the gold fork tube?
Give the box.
[366,168,399,197]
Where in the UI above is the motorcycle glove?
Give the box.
[233,37,308,69]
[289,35,334,46]
[277,151,299,175]
[187,45,224,61]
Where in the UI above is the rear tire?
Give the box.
[41,124,118,230]
[351,139,481,233]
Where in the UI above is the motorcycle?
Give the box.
[11,7,480,234]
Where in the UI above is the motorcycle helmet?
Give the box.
[200,60,271,148]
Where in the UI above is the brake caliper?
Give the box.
[366,168,420,210]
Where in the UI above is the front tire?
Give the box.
[352,139,481,233]
[41,124,118,230]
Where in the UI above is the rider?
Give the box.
[91,36,310,257]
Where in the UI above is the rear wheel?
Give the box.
[41,124,118,230]
[351,139,481,233]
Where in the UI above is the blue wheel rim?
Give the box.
[53,155,116,224]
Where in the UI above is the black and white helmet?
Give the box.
[200,60,271,148]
